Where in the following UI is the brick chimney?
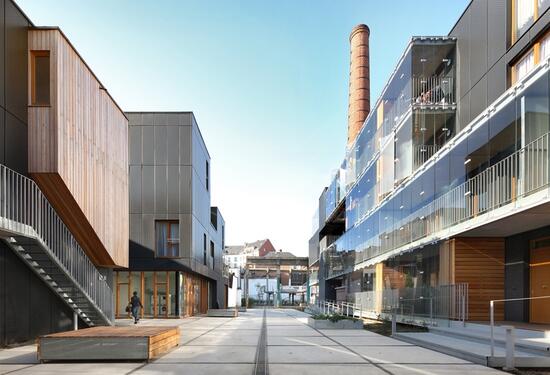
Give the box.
[347,24,370,147]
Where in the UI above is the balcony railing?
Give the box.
[314,283,468,328]
[332,131,550,270]
[413,144,442,171]
[0,164,113,323]
[394,132,549,250]
[412,76,455,106]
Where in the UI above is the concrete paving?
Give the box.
[0,308,505,374]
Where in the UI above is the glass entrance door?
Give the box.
[156,283,168,317]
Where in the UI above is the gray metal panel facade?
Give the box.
[450,0,550,130]
[468,0,487,86]
[487,0,507,68]
[487,56,507,104]
[5,0,28,125]
[469,75,487,123]
[126,112,225,306]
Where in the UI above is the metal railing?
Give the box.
[0,164,113,322]
[313,283,468,328]
[412,76,455,106]
[314,300,364,318]
[489,295,550,357]
[413,144,441,170]
[332,131,550,275]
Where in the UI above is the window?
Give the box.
[512,32,550,85]
[210,241,215,270]
[155,221,179,257]
[31,51,50,106]
[206,161,210,191]
[513,0,550,43]
[516,0,535,40]
[515,50,535,83]
[203,234,207,265]
[541,34,550,61]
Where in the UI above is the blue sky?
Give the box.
[18,0,469,256]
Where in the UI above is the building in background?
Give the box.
[115,112,227,318]
[223,238,275,305]
[245,250,308,306]
[315,0,550,325]
[0,0,128,346]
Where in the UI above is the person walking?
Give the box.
[130,291,143,324]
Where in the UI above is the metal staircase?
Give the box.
[0,164,113,326]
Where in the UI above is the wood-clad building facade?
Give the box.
[28,28,128,268]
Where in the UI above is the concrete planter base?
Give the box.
[307,317,363,329]
[206,309,238,317]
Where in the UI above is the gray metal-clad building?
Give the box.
[119,112,226,317]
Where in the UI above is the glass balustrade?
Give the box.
[325,66,550,280]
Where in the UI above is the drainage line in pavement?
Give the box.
[253,308,269,375]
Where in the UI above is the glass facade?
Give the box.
[325,160,346,219]
[115,271,210,318]
[345,39,457,231]
[324,61,550,280]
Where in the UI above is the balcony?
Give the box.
[326,60,550,278]
[346,37,456,190]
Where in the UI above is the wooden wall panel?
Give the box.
[28,29,128,267]
[452,237,505,321]
[200,279,209,313]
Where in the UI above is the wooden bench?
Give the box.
[38,326,180,362]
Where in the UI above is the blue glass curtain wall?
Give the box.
[324,68,550,280]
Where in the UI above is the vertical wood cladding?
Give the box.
[28,29,128,267]
[452,237,505,321]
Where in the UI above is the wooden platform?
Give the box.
[38,326,180,362]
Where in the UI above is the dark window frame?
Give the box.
[155,220,180,258]
[210,240,215,270]
[203,234,207,265]
[30,50,50,106]
[206,160,210,191]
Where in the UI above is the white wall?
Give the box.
[227,274,240,307]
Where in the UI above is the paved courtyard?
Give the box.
[0,308,504,374]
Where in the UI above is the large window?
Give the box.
[512,32,550,86]
[515,50,535,84]
[155,221,179,257]
[513,0,550,43]
[30,51,50,106]
[116,271,177,318]
[515,0,535,42]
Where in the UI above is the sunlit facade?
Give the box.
[315,0,550,325]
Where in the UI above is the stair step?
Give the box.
[3,234,110,327]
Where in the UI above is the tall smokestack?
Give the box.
[347,24,370,147]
